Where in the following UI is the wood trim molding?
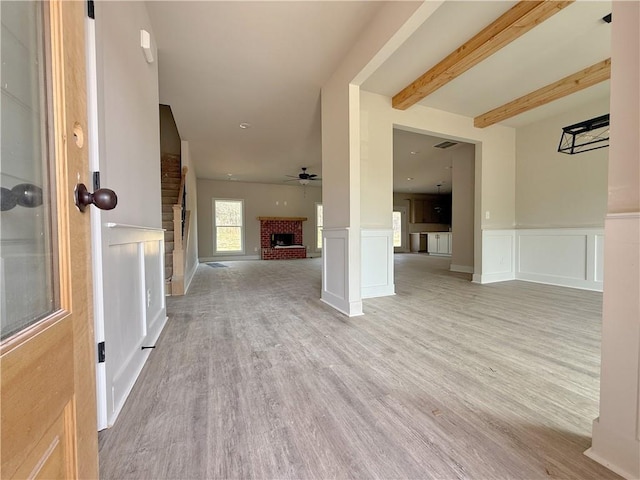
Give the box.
[392,0,573,110]
[257,217,307,221]
[474,58,611,128]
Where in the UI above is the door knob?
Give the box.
[74,183,117,212]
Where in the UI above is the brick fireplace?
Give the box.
[258,216,307,260]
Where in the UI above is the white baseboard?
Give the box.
[587,416,640,480]
[109,313,167,427]
[516,272,603,291]
[472,272,515,284]
[320,295,363,317]
[184,263,198,294]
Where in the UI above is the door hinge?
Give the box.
[93,171,100,191]
[97,341,105,363]
[87,0,95,19]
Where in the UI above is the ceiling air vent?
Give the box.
[433,141,458,149]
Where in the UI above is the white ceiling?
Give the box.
[147,1,612,193]
[393,129,463,194]
[146,1,385,185]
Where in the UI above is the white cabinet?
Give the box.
[427,232,452,256]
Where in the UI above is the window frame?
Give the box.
[212,198,245,255]
[315,203,323,251]
[392,210,402,248]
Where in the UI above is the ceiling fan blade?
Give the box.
[285,175,299,178]
[308,174,317,178]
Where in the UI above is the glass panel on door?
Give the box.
[0,1,58,340]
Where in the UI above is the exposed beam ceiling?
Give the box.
[392,0,574,111]
[474,58,611,128]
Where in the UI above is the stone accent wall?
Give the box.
[259,218,306,260]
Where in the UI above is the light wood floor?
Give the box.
[98,254,619,479]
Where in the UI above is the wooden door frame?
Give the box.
[0,2,98,477]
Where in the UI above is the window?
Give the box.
[213,199,244,253]
[392,211,402,247]
[316,203,323,250]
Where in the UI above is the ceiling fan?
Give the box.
[285,167,321,185]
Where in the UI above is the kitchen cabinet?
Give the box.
[411,199,426,223]
[410,196,452,224]
[427,232,452,256]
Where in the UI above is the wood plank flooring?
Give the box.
[98,254,620,479]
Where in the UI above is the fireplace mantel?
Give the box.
[257,216,307,222]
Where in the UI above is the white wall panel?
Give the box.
[516,228,604,291]
[519,234,587,279]
[475,228,604,291]
[595,234,605,283]
[474,230,515,283]
[104,225,167,426]
[323,231,346,303]
[322,228,362,316]
[361,229,395,298]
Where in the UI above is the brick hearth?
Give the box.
[258,216,307,260]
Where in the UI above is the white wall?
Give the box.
[181,141,198,291]
[451,143,475,272]
[94,1,166,428]
[361,90,392,229]
[96,3,161,228]
[196,180,321,260]
[516,97,609,228]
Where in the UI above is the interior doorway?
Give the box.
[392,127,475,273]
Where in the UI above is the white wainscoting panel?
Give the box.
[361,229,395,299]
[594,234,605,283]
[473,230,516,284]
[516,228,604,291]
[103,224,167,426]
[322,228,362,317]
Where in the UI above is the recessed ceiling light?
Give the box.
[239,122,251,129]
[407,177,414,181]
[410,151,419,155]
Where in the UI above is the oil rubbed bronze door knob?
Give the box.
[74,183,118,212]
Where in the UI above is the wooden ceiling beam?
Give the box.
[474,58,611,128]
[392,0,574,111]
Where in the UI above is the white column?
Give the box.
[585,3,640,478]
[360,91,395,299]
[320,80,362,317]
